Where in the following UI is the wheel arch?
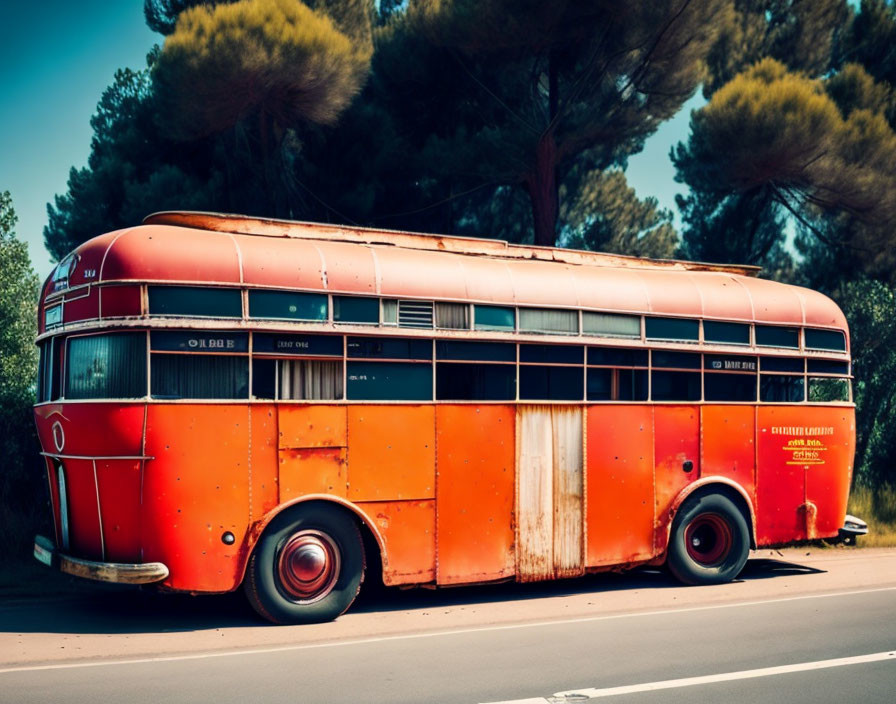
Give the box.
[668,477,757,550]
[238,495,387,588]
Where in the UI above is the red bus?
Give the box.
[33,212,856,623]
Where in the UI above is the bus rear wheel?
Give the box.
[244,504,364,624]
[666,493,749,586]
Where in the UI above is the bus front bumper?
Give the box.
[33,535,170,585]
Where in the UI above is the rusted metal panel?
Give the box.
[654,406,700,553]
[701,405,756,500]
[278,405,347,449]
[585,405,655,568]
[516,406,584,582]
[435,405,515,585]
[552,406,584,577]
[279,448,347,500]
[347,405,435,502]
[516,406,555,582]
[358,499,436,585]
[249,404,279,521]
[142,405,250,592]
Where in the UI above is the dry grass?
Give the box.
[848,484,896,547]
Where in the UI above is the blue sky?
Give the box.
[0,2,696,281]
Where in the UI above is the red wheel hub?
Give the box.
[685,513,733,566]
[277,530,340,602]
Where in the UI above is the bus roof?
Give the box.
[144,211,763,277]
[52,211,847,330]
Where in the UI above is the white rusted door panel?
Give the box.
[552,406,584,577]
[517,407,554,581]
[516,406,584,582]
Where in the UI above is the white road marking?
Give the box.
[483,651,896,703]
[0,586,894,675]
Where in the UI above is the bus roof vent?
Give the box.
[398,300,434,329]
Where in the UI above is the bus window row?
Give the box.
[122,284,849,352]
[44,331,852,404]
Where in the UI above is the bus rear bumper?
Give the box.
[33,535,170,585]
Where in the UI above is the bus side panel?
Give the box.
[278,405,348,500]
[805,407,854,538]
[654,406,700,553]
[756,407,808,544]
[701,405,756,499]
[95,459,143,562]
[435,405,515,585]
[143,405,250,592]
[585,405,655,568]
[249,404,280,521]
[347,406,435,501]
[358,499,435,585]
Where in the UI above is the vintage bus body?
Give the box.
[33,212,855,623]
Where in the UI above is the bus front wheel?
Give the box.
[666,493,749,586]
[244,504,364,624]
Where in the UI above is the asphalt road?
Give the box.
[1,549,894,704]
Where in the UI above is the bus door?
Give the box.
[516,406,584,581]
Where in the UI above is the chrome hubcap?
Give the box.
[277,530,340,603]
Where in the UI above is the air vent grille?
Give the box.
[398,300,434,328]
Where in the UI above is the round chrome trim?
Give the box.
[52,421,65,452]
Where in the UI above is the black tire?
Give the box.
[666,493,750,586]
[244,504,365,624]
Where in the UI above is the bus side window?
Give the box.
[150,331,249,400]
[651,351,701,401]
[703,355,757,402]
[346,361,432,401]
[586,347,648,401]
[760,374,805,402]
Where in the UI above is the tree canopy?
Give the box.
[402,0,727,246]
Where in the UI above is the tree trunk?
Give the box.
[527,132,560,247]
[528,52,560,248]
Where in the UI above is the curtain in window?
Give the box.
[280,360,343,400]
[67,333,146,399]
[435,303,469,329]
[519,308,577,334]
[583,312,640,337]
[151,354,247,399]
